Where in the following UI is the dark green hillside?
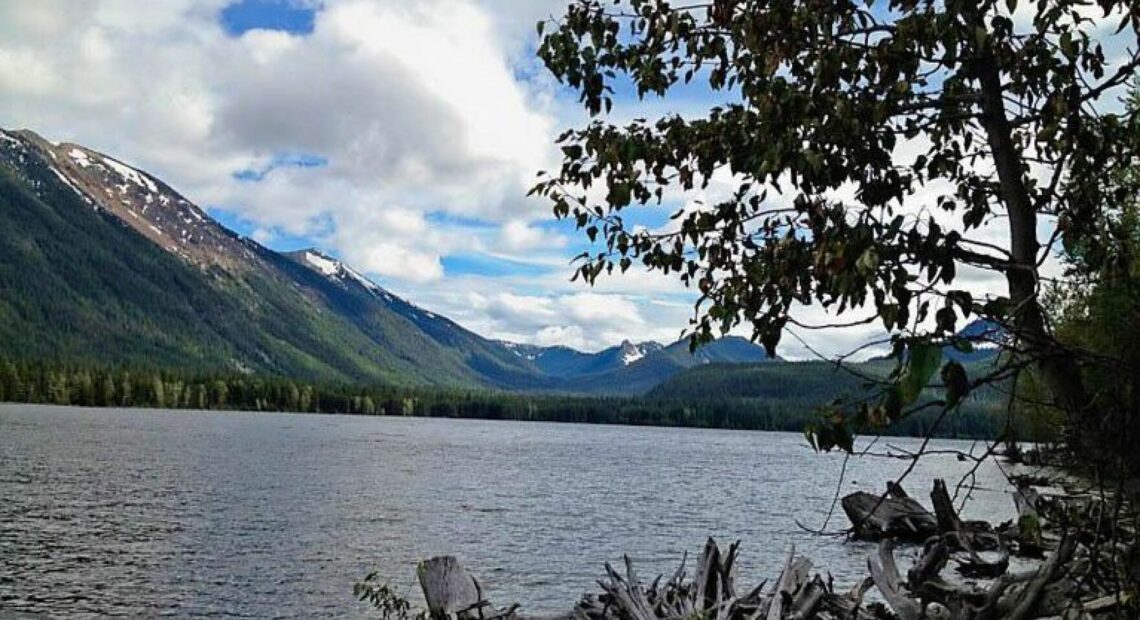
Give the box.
[648,360,877,401]
[0,166,246,371]
[0,151,515,388]
[649,357,1010,433]
[266,249,548,389]
[0,166,397,383]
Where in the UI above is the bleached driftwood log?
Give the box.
[418,556,525,620]
[414,531,1116,620]
[572,538,875,620]
[418,556,483,618]
[928,479,1010,577]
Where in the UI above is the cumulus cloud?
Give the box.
[497,220,568,253]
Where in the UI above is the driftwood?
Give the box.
[926,479,1010,577]
[841,483,939,541]
[406,476,1128,620]
[931,479,962,534]
[418,539,876,620]
[572,539,878,620]
[412,530,1119,620]
[418,556,491,619]
[418,556,524,620]
[867,539,922,620]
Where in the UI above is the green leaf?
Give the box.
[607,182,631,206]
[983,297,1012,319]
[856,248,879,275]
[899,342,941,404]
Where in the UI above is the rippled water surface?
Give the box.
[1,405,1018,618]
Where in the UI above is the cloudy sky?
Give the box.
[0,1,1132,357]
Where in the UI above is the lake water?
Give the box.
[0,405,1020,618]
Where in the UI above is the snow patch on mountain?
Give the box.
[101,155,159,194]
[342,264,382,293]
[68,148,93,168]
[620,341,645,365]
[302,250,383,294]
[304,251,339,277]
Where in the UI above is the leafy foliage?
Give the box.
[353,573,426,620]
[533,0,1140,451]
[1040,86,1140,458]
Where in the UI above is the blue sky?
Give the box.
[220,0,316,36]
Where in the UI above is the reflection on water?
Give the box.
[0,405,1016,618]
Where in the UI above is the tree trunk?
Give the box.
[971,40,1098,457]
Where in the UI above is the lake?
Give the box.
[0,405,1019,618]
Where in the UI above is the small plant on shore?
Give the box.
[353,572,427,620]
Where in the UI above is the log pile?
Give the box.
[398,479,1132,620]
[571,539,869,620]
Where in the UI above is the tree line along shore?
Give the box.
[0,357,1028,440]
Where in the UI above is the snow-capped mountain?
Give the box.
[0,128,543,388]
[498,339,664,377]
[495,335,770,392]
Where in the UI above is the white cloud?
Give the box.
[497,220,567,252]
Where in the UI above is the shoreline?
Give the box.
[373,458,1125,620]
[0,400,1011,442]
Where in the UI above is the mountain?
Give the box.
[648,359,880,401]
[0,128,544,388]
[499,339,664,377]
[500,336,773,395]
[0,127,775,395]
[944,319,1005,363]
[563,336,774,395]
[652,321,1005,401]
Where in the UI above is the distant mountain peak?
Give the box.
[618,339,664,365]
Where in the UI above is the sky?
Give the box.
[0,0,1133,357]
